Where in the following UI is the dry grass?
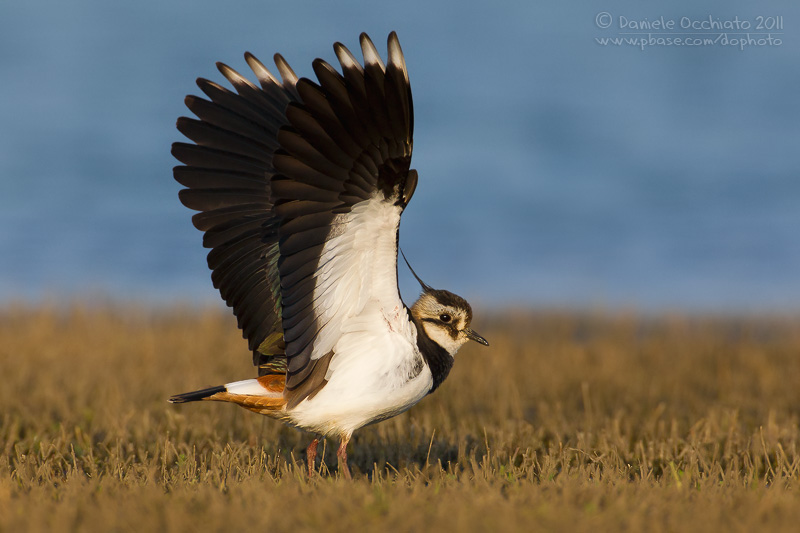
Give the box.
[2,303,800,531]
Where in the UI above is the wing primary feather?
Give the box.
[333,42,364,75]
[173,167,266,189]
[300,75,367,152]
[224,267,271,310]
[271,179,341,203]
[217,62,287,120]
[184,96,278,147]
[195,78,281,128]
[206,233,264,270]
[211,249,267,292]
[179,189,270,212]
[176,117,272,161]
[273,199,342,220]
[387,32,408,84]
[244,52,281,88]
[274,53,300,98]
[285,103,355,169]
[359,33,386,72]
[171,143,268,173]
[190,204,268,231]
[277,129,351,182]
[173,32,417,399]
[272,153,345,192]
[202,218,267,249]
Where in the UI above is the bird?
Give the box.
[169,31,489,478]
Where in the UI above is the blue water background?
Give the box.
[1,0,799,312]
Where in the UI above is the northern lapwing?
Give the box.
[169,32,489,478]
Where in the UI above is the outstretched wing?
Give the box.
[172,32,418,401]
[272,32,418,402]
[172,52,300,370]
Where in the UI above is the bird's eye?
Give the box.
[439,313,452,323]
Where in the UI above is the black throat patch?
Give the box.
[411,316,455,393]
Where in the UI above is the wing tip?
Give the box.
[245,51,281,86]
[387,31,407,75]
[273,53,299,88]
[334,41,362,73]
[359,32,385,71]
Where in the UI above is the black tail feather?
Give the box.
[168,385,226,404]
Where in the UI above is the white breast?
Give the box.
[287,303,432,436]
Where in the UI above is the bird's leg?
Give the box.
[306,438,319,477]
[337,435,352,480]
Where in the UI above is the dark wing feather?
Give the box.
[173,32,417,395]
[271,32,417,402]
[172,54,298,371]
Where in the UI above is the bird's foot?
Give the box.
[337,436,352,480]
[306,438,319,477]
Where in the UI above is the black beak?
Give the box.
[465,328,489,346]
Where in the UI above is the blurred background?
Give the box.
[1,0,798,313]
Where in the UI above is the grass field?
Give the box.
[2,303,800,531]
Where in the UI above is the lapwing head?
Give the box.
[402,250,489,355]
[411,288,489,355]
